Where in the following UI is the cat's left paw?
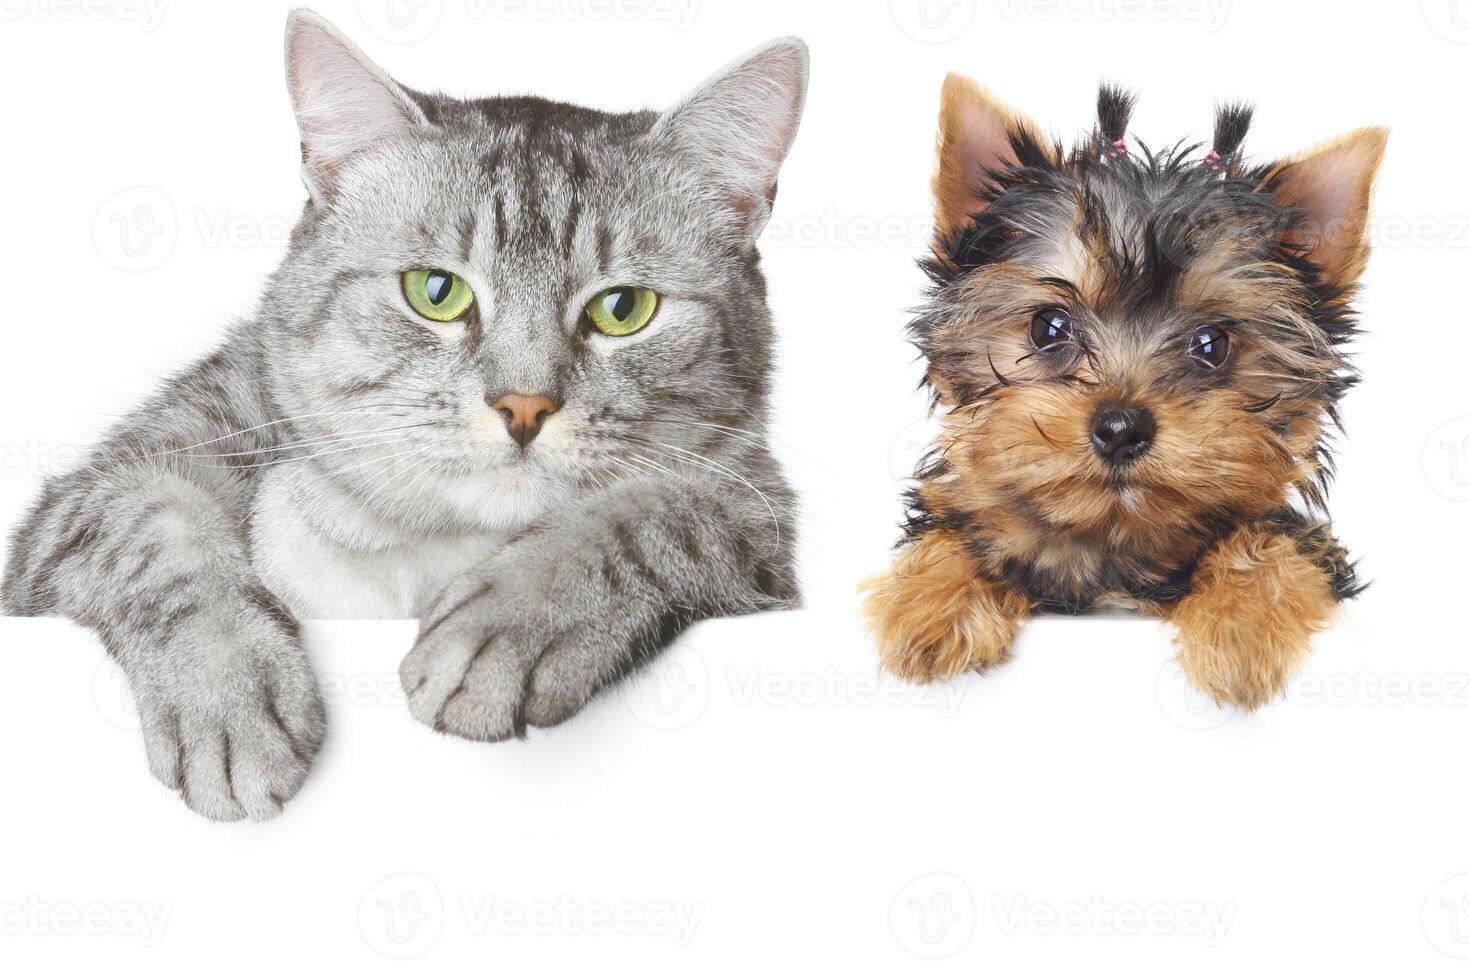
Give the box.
[399,573,627,741]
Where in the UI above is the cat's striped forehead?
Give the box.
[276,89,777,433]
[335,99,732,286]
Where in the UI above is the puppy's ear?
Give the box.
[285,9,427,203]
[1266,127,1388,287]
[933,74,1052,242]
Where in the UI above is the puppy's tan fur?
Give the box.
[1168,522,1338,709]
[865,78,1382,709]
[860,531,1028,681]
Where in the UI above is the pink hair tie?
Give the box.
[1203,149,1224,173]
[1104,137,1128,160]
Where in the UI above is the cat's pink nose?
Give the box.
[490,393,559,449]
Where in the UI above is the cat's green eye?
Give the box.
[586,286,658,337]
[402,268,474,322]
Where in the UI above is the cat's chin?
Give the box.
[439,458,576,532]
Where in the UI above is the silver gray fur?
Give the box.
[1,11,806,820]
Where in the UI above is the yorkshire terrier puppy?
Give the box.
[862,76,1386,709]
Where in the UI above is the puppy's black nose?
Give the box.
[1090,404,1156,466]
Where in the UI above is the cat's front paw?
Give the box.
[400,572,633,741]
[127,609,325,822]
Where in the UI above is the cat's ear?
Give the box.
[284,9,427,203]
[651,38,809,241]
[933,74,1053,242]
[1265,127,1388,287]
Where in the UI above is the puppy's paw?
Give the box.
[1171,525,1338,711]
[860,531,1028,683]
[127,611,325,822]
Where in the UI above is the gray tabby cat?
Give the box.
[1,11,806,821]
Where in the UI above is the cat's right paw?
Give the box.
[124,613,325,822]
[398,575,544,742]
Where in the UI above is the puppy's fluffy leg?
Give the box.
[1169,523,1340,711]
[860,530,1029,682]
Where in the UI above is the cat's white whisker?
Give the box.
[147,404,429,456]
[175,422,434,459]
[630,439,783,553]
[191,434,419,470]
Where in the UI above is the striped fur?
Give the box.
[2,12,807,816]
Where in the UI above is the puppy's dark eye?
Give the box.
[1187,325,1231,368]
[1030,309,1077,351]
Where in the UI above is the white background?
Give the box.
[2,0,1468,975]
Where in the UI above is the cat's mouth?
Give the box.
[461,406,571,462]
